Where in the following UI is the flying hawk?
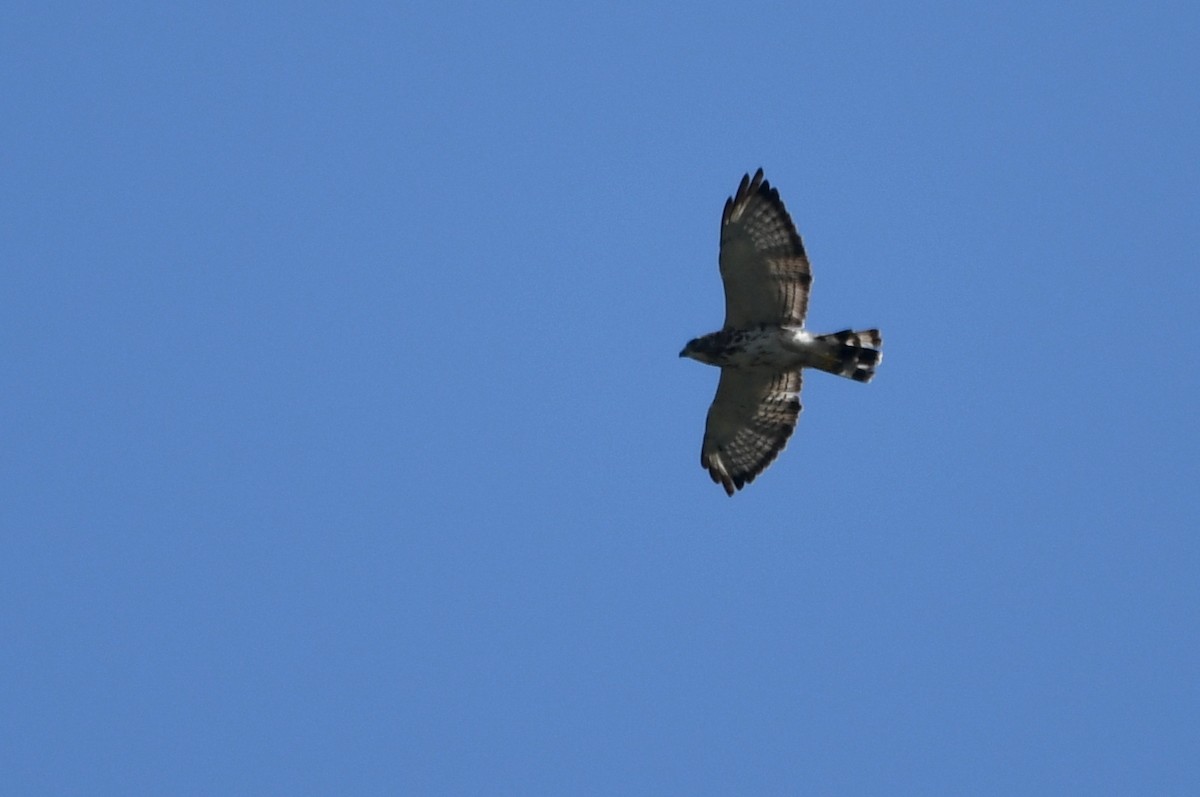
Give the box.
[680,169,882,496]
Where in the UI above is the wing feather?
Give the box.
[719,169,811,328]
[701,369,802,496]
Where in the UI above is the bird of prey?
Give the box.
[680,169,882,496]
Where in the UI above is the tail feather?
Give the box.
[813,329,882,383]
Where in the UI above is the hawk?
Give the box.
[680,169,882,496]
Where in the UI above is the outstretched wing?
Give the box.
[701,368,802,496]
[719,169,811,328]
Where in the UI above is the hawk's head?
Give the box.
[679,332,726,365]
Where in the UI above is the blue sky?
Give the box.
[3,2,1198,794]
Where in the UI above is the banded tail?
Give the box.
[813,329,882,383]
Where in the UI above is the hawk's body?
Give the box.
[680,169,882,496]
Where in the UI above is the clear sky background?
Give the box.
[3,2,1198,794]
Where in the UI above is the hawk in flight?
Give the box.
[680,169,882,496]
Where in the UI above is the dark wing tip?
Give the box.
[749,167,765,192]
[735,167,807,261]
[723,168,768,227]
[702,452,741,497]
[702,452,767,497]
